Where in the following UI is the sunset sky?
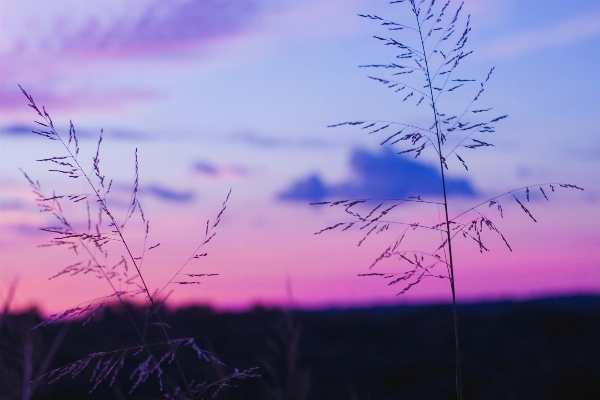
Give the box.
[1,0,599,314]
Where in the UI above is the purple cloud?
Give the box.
[0,86,159,114]
[278,148,477,202]
[193,161,249,180]
[231,132,331,149]
[0,199,28,211]
[7,223,45,237]
[0,124,33,137]
[0,1,276,113]
[141,184,195,203]
[48,1,267,59]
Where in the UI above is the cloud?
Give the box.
[562,138,600,162]
[3,222,45,238]
[0,1,276,112]
[0,183,48,236]
[231,132,331,149]
[0,86,159,114]
[2,1,271,66]
[480,12,600,59]
[193,161,249,180]
[278,148,477,202]
[104,128,150,141]
[140,184,195,203]
[0,121,149,141]
[0,125,33,137]
[0,199,28,211]
[56,1,266,58]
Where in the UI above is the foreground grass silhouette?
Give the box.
[12,86,257,398]
[312,1,583,397]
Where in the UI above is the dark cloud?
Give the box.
[194,162,219,175]
[278,148,477,202]
[141,184,195,203]
[0,123,90,138]
[0,125,34,136]
[0,123,148,142]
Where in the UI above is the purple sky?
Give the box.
[1,0,599,314]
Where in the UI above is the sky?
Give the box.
[1,0,599,314]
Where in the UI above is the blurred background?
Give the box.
[1,0,599,314]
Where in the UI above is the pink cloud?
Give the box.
[3,1,270,62]
[55,1,266,59]
[0,86,159,116]
[0,1,278,114]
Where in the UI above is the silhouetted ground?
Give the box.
[2,296,600,399]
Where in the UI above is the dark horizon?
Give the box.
[3,294,600,399]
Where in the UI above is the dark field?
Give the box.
[2,296,600,399]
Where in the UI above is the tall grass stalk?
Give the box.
[312,1,583,398]
[17,86,257,398]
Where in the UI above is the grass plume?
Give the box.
[313,1,584,398]
[17,86,254,398]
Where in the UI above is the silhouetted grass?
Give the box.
[9,87,257,399]
[312,1,583,398]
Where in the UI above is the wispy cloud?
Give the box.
[231,132,331,149]
[0,123,149,141]
[108,181,195,204]
[0,125,33,137]
[141,184,195,203]
[193,161,249,180]
[278,148,477,202]
[480,12,600,59]
[0,86,160,114]
[51,1,266,59]
[0,1,278,114]
[0,183,48,238]
[563,138,600,162]
[2,1,269,60]
[0,199,28,212]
